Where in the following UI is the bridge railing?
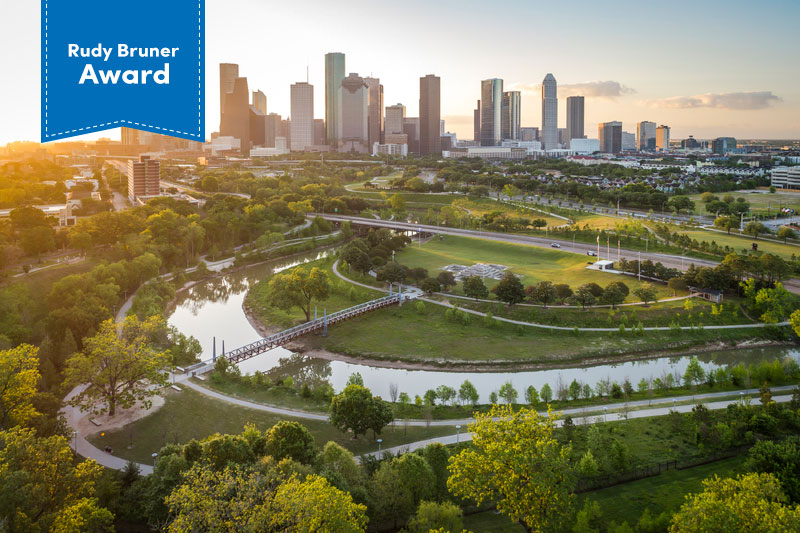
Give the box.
[224,293,401,364]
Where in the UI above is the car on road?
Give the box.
[551,243,561,248]
[587,250,597,256]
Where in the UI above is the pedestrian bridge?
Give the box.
[222,292,403,364]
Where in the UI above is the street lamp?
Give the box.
[152,452,158,467]
[377,438,383,457]
[456,425,461,443]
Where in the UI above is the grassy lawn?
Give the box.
[306,299,769,364]
[572,213,629,230]
[395,235,675,300]
[578,456,746,526]
[453,198,566,228]
[677,227,800,260]
[88,388,456,464]
[688,189,800,217]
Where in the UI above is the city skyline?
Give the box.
[2,0,799,145]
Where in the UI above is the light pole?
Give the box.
[377,438,383,457]
[152,452,158,467]
[456,425,461,443]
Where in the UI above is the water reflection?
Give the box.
[168,249,800,404]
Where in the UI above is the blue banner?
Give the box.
[41,0,205,142]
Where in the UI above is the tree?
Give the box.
[394,453,436,506]
[66,316,171,417]
[683,357,706,388]
[540,383,553,403]
[669,473,800,532]
[268,266,330,321]
[458,380,479,406]
[0,427,112,532]
[369,462,415,528]
[668,277,688,296]
[530,281,556,308]
[668,196,694,215]
[435,385,456,406]
[463,275,488,301]
[778,226,797,243]
[525,386,539,406]
[791,309,800,339]
[714,215,735,234]
[422,443,450,501]
[492,272,526,307]
[0,344,40,429]
[437,271,456,292]
[389,193,406,211]
[375,262,406,284]
[265,421,316,464]
[341,241,371,274]
[20,226,55,258]
[420,277,441,295]
[633,283,657,306]
[447,406,574,532]
[600,285,626,309]
[568,379,582,401]
[498,382,519,404]
[744,221,770,240]
[554,283,573,304]
[329,384,391,439]
[270,474,368,532]
[408,501,463,533]
[571,285,597,309]
[744,437,800,504]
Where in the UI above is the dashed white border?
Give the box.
[43,0,203,139]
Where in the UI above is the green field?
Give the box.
[688,189,800,216]
[453,198,567,228]
[395,235,674,300]
[88,388,456,464]
[677,227,800,260]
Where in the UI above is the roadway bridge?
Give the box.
[222,292,403,365]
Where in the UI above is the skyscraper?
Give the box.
[480,79,503,146]
[502,91,521,141]
[656,125,670,151]
[313,119,326,146]
[385,104,406,135]
[364,77,384,147]
[127,155,160,202]
[325,52,345,147]
[636,121,656,151]
[290,82,314,151]
[338,73,369,152]
[220,76,251,151]
[473,100,481,143]
[712,137,737,154]
[403,117,420,154]
[219,63,239,129]
[252,90,267,115]
[598,121,622,154]
[541,73,558,150]
[419,74,441,155]
[565,96,584,147]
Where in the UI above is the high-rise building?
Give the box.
[713,137,737,154]
[502,91,521,141]
[419,74,441,155]
[403,117,420,154]
[385,104,406,135]
[558,128,569,147]
[636,121,656,151]
[313,119,326,146]
[682,136,700,149]
[290,82,314,151]
[127,155,160,202]
[473,100,481,143]
[541,73,558,150]
[219,63,239,129]
[325,52,346,146]
[656,125,670,151]
[339,73,369,152]
[265,113,281,148]
[364,77,384,147]
[622,131,636,151]
[565,96,584,147]
[598,121,622,154]
[250,106,267,147]
[520,127,539,142]
[252,90,267,115]
[220,76,251,151]
[480,78,503,146]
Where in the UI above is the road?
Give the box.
[315,212,800,295]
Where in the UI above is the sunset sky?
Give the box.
[2,0,799,145]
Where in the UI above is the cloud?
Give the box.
[645,91,782,110]
[510,80,635,99]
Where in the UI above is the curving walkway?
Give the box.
[330,260,789,332]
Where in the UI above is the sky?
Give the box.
[1,0,799,145]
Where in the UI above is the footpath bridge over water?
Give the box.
[218,292,405,366]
